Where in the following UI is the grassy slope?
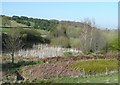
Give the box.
[1,17,48,35]
[2,19,48,35]
[2,28,48,36]
[0,20,27,27]
[10,20,27,27]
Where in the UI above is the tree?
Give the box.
[12,16,20,20]
[89,19,95,50]
[20,16,28,20]
[33,23,39,29]
[3,28,23,63]
[108,38,119,51]
[1,16,11,26]
[80,18,92,52]
[51,37,70,48]
[91,29,106,52]
[80,18,101,53]
[26,21,31,26]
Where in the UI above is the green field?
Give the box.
[35,73,118,83]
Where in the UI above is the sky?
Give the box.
[2,2,118,29]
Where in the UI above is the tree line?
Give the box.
[11,15,59,30]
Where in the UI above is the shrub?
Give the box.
[108,38,119,51]
[64,52,73,57]
[69,38,80,49]
[50,37,70,48]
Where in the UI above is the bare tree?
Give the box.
[3,28,23,63]
[80,18,98,53]
[89,19,95,50]
[80,18,92,52]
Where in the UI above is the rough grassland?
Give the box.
[72,59,118,74]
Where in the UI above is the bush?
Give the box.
[69,38,80,49]
[64,52,73,57]
[108,38,119,51]
[50,37,70,48]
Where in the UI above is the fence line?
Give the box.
[79,68,118,78]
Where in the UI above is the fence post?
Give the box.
[105,67,108,75]
[83,68,85,78]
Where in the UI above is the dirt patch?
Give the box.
[40,56,93,64]
[21,61,81,80]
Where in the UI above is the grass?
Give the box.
[2,60,44,72]
[64,52,73,57]
[35,29,48,34]
[2,28,48,35]
[71,59,118,74]
[34,73,118,83]
[2,28,11,33]
[10,20,27,27]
